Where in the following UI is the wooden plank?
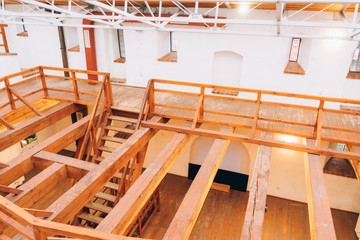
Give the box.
[0,163,8,168]
[6,163,67,208]
[0,117,14,129]
[8,86,42,116]
[162,126,233,240]
[23,208,53,218]
[45,117,162,224]
[0,113,93,186]
[240,131,273,240]
[32,151,98,180]
[304,139,336,240]
[210,182,230,192]
[0,103,85,152]
[141,121,360,161]
[96,122,192,234]
[0,185,22,195]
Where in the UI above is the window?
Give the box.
[117,29,125,58]
[16,18,28,37]
[289,38,301,62]
[170,32,177,52]
[350,42,360,72]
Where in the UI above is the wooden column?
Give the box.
[240,131,273,240]
[304,139,336,240]
[162,126,233,240]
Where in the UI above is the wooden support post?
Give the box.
[192,95,204,129]
[0,25,9,53]
[0,117,14,129]
[96,122,192,235]
[304,139,336,240]
[71,71,80,100]
[347,145,360,183]
[8,86,42,116]
[4,77,15,110]
[251,93,262,136]
[163,126,233,240]
[148,80,155,117]
[38,67,49,97]
[240,131,273,240]
[200,87,205,119]
[314,100,324,149]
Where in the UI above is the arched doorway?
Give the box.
[212,51,243,87]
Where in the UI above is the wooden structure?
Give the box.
[0,68,359,239]
[0,24,9,54]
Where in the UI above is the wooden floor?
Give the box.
[143,174,359,240]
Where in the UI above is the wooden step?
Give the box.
[104,125,135,134]
[108,115,137,124]
[95,192,116,202]
[98,146,116,153]
[85,202,112,214]
[111,106,139,114]
[101,135,126,144]
[77,212,103,224]
[94,156,105,162]
[105,182,120,191]
[114,172,122,179]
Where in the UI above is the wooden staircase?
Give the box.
[74,107,160,237]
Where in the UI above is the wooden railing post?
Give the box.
[71,71,80,100]
[33,227,47,240]
[251,93,262,136]
[38,67,49,97]
[314,100,325,148]
[148,80,155,117]
[0,25,9,53]
[200,86,205,119]
[106,74,113,105]
[4,77,16,110]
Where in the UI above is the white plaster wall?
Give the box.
[0,55,21,88]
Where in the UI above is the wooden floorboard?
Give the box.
[142,174,359,240]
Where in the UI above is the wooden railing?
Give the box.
[0,66,113,129]
[141,79,360,147]
[0,24,9,54]
[0,195,140,239]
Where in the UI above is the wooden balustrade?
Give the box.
[145,79,360,146]
[0,24,9,54]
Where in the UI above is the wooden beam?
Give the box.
[23,208,54,218]
[8,86,42,116]
[304,139,336,240]
[0,103,85,152]
[96,122,192,234]
[0,211,34,239]
[347,145,360,183]
[32,151,98,180]
[251,93,261,136]
[0,117,14,129]
[6,163,67,208]
[0,113,93,186]
[45,117,163,224]
[141,121,360,161]
[162,126,233,240]
[240,131,273,240]
[0,163,8,168]
[0,184,22,195]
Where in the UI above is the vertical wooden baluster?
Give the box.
[38,67,48,97]
[4,77,15,110]
[251,93,262,136]
[71,71,80,100]
[200,86,205,119]
[1,26,9,53]
[33,227,47,240]
[315,100,325,149]
[148,80,155,117]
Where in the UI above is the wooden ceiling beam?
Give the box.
[0,103,86,152]
[96,122,193,234]
[240,132,273,240]
[0,112,93,186]
[162,126,233,240]
[6,163,67,208]
[304,139,336,240]
[45,116,163,224]
[141,121,360,161]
